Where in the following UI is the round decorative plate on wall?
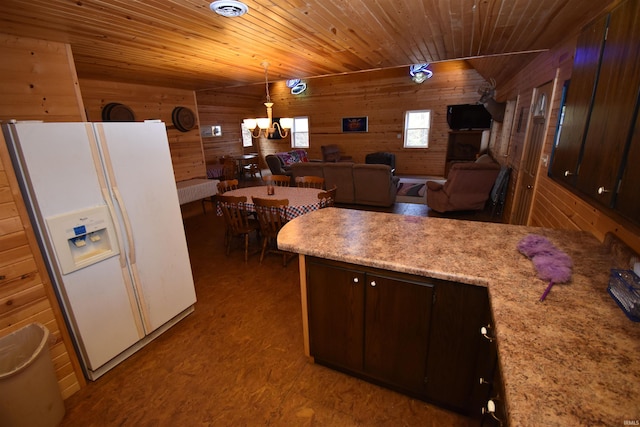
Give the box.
[102,103,135,122]
[172,106,197,132]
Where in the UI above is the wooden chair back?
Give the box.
[263,175,291,187]
[216,194,258,262]
[252,197,292,265]
[252,197,289,237]
[295,175,325,189]
[222,159,237,180]
[216,194,251,234]
[243,157,261,178]
[217,179,239,194]
[318,185,337,208]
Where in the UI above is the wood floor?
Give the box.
[59,205,480,426]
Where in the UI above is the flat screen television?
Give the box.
[447,104,492,130]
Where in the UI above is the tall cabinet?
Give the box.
[550,0,640,224]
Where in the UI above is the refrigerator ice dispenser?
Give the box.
[46,205,120,275]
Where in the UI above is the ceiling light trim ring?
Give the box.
[210,1,249,17]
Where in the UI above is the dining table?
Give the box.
[232,153,259,179]
[217,186,325,221]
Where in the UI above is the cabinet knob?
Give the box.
[482,399,503,424]
[370,281,377,287]
[480,326,494,342]
[353,277,359,283]
[597,186,609,195]
[479,377,491,385]
[564,170,573,177]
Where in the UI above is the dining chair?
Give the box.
[252,197,294,266]
[217,179,239,194]
[295,175,325,189]
[243,157,262,179]
[222,158,238,181]
[216,194,259,262]
[263,175,291,187]
[317,185,337,208]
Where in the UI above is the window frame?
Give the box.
[291,116,309,149]
[241,123,253,147]
[403,110,432,148]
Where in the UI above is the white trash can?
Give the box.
[0,323,65,427]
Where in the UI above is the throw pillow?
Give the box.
[278,153,294,166]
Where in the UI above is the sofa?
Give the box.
[265,149,309,176]
[426,154,501,213]
[290,162,399,207]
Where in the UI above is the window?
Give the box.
[404,110,431,148]
[241,123,253,147]
[291,116,309,148]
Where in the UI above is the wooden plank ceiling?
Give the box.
[0,0,617,91]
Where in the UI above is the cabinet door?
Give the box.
[576,0,640,204]
[615,104,640,221]
[550,14,608,182]
[425,281,490,413]
[364,273,433,395]
[307,260,365,372]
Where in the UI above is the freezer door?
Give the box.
[5,122,145,370]
[95,122,196,332]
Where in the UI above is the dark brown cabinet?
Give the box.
[550,14,608,181]
[306,257,492,415]
[575,0,640,204]
[615,107,640,221]
[550,0,640,225]
[306,258,433,396]
[425,279,492,414]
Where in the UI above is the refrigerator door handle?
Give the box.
[88,124,146,337]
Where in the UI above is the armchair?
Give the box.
[426,156,501,213]
[365,152,396,174]
[265,154,292,176]
[321,144,353,162]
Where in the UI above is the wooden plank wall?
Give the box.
[196,85,264,167]
[80,79,205,182]
[0,33,85,398]
[499,35,640,253]
[196,61,488,177]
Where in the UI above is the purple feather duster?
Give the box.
[517,234,557,258]
[518,234,573,301]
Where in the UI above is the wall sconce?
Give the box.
[410,63,433,84]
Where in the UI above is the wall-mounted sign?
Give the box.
[342,116,368,133]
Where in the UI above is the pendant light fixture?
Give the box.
[243,62,293,139]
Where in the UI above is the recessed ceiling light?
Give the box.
[210,1,248,17]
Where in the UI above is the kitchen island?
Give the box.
[277,207,640,426]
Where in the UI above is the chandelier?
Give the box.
[243,62,293,139]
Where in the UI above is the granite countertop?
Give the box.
[278,207,640,426]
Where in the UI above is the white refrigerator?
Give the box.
[3,121,197,380]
